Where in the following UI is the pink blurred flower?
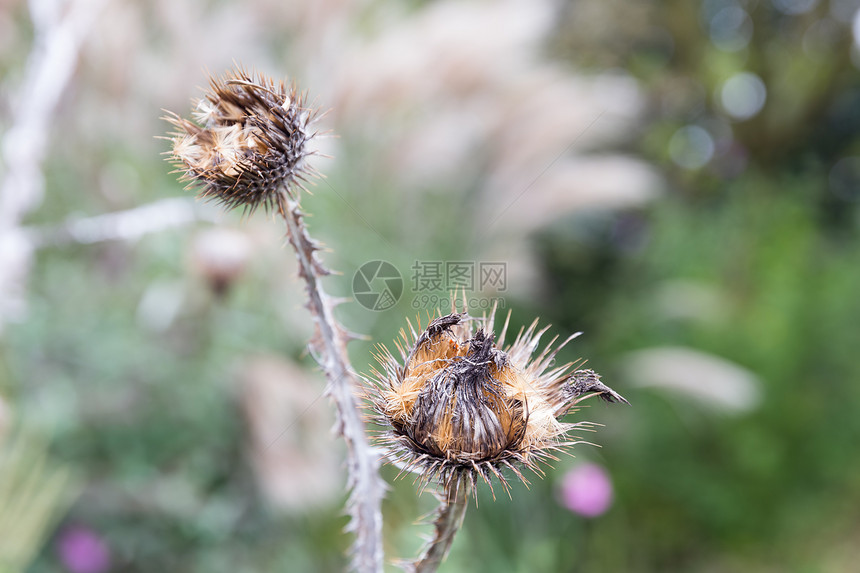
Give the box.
[560,463,613,518]
[56,525,111,573]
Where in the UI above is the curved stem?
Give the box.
[0,0,109,332]
[280,190,385,572]
[412,477,469,573]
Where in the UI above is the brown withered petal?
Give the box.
[365,311,628,498]
[163,67,319,213]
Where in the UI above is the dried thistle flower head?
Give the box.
[366,311,628,497]
[164,67,319,213]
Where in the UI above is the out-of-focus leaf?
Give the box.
[0,428,75,573]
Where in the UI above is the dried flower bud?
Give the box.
[188,228,252,296]
[164,67,319,213]
[366,312,627,496]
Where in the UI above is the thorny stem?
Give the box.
[279,189,385,572]
[410,478,470,573]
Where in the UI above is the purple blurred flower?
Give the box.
[560,463,613,518]
[56,525,111,573]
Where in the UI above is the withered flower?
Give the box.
[366,312,627,496]
[164,68,319,213]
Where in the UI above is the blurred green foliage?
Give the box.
[0,430,73,572]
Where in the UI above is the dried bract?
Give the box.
[164,68,318,213]
[366,312,627,496]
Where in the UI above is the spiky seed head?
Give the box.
[365,311,628,497]
[164,67,318,213]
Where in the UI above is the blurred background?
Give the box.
[2,0,860,571]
